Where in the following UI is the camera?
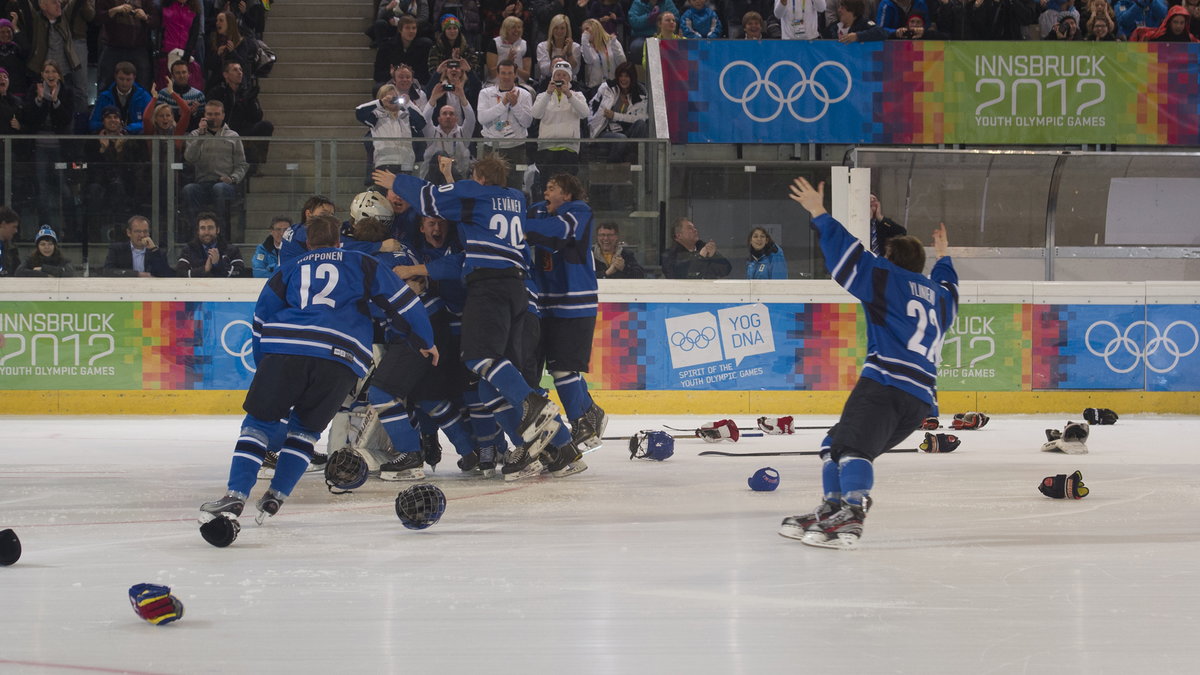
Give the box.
[446,60,460,69]
[443,83,455,91]
[393,95,408,106]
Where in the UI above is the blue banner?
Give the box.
[193,302,257,391]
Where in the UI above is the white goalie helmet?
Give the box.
[350,190,393,225]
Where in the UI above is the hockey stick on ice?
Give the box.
[600,432,765,442]
[662,424,833,433]
[699,448,921,457]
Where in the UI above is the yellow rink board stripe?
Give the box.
[3,390,1197,416]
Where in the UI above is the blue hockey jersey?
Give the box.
[279,223,387,265]
[389,174,529,278]
[525,199,598,319]
[811,213,958,408]
[253,247,434,378]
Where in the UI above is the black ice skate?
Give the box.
[380,450,426,481]
[501,440,546,482]
[199,491,247,524]
[421,434,442,471]
[516,393,560,445]
[543,442,588,478]
[801,502,867,549]
[477,443,499,478]
[570,403,608,451]
[457,450,480,473]
[254,489,285,526]
[778,500,840,541]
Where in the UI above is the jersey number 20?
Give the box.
[298,263,339,309]
[489,214,525,247]
[905,299,943,361]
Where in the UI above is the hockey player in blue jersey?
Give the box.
[373,155,564,479]
[526,173,607,473]
[779,177,958,549]
[199,215,438,531]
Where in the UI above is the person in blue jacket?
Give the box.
[89,62,152,133]
[252,216,291,278]
[745,226,787,279]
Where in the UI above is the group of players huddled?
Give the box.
[199,154,606,535]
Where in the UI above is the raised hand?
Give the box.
[787,177,827,216]
[932,222,949,258]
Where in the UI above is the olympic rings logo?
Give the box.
[221,319,256,373]
[1084,320,1199,374]
[718,60,853,123]
[671,326,717,352]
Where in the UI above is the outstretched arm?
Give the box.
[932,222,949,259]
[787,177,827,217]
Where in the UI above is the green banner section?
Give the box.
[0,302,143,390]
[937,304,1027,392]
[946,42,1163,145]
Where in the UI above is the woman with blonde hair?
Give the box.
[580,17,626,92]
[486,15,531,83]
[536,14,580,82]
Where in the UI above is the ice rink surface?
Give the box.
[3,413,1200,674]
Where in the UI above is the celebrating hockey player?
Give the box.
[199,215,438,531]
[778,177,958,549]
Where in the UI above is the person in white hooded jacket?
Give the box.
[775,0,826,40]
[531,59,589,194]
[356,82,428,174]
[587,61,648,163]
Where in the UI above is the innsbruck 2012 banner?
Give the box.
[661,40,1200,146]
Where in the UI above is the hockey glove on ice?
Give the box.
[1039,470,1089,499]
[951,412,989,430]
[128,583,184,625]
[757,416,794,435]
[919,432,961,453]
[1083,408,1118,425]
[921,417,941,430]
[697,419,740,443]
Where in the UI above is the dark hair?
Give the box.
[614,61,639,91]
[746,226,774,252]
[215,10,243,45]
[205,99,225,112]
[300,195,335,224]
[114,61,137,77]
[549,173,587,202]
[223,60,243,74]
[398,15,419,28]
[597,222,620,234]
[840,0,866,18]
[196,211,219,229]
[0,206,19,224]
[496,58,517,73]
[472,155,510,186]
[271,216,292,229]
[352,217,389,242]
[126,215,151,231]
[306,215,341,248]
[885,235,926,273]
[672,217,692,239]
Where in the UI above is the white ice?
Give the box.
[3,414,1200,674]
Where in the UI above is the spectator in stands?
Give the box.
[737,10,767,39]
[1138,4,1199,40]
[390,62,431,111]
[16,224,75,276]
[0,66,21,132]
[27,0,89,113]
[478,59,534,182]
[65,0,94,110]
[182,100,248,229]
[964,0,1033,39]
[205,10,256,88]
[157,56,205,121]
[587,0,628,46]
[531,0,585,46]
[1114,0,1167,39]
[175,211,245,277]
[480,0,529,44]
[368,0,431,47]
[1039,0,1081,38]
[661,217,731,279]
[84,104,149,244]
[433,0,483,45]
[97,0,155,91]
[875,0,924,34]
[0,20,30,96]
[680,0,722,38]
[155,2,203,91]
[593,222,645,279]
[532,58,587,194]
[23,60,75,242]
[745,226,786,279]
[777,0,825,40]
[642,9,683,65]
[536,13,579,83]
[580,17,624,92]
[428,14,480,75]
[588,60,646,163]
[207,61,273,172]
[374,15,433,85]
[252,215,290,277]
[357,81,427,175]
[421,100,476,183]
[822,0,886,41]
[101,215,175,276]
[1085,10,1118,39]
[888,9,950,39]
[1045,11,1083,39]
[485,14,531,84]
[424,56,479,125]
[1186,0,1200,39]
[629,0,681,58]
[724,0,779,38]
[0,206,21,276]
[869,193,906,255]
[215,0,266,39]
[929,0,966,38]
[90,61,152,133]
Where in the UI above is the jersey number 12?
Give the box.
[298,263,339,309]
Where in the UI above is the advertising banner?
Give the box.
[0,302,143,390]
[937,304,1030,392]
[661,40,1200,146]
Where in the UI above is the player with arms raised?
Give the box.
[779,177,958,549]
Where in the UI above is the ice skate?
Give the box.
[516,393,560,444]
[543,442,588,478]
[421,434,442,471]
[199,491,247,524]
[379,450,426,481]
[501,441,546,482]
[254,489,285,526]
[778,500,840,541]
[477,444,499,478]
[570,403,608,451]
[800,503,867,550]
[457,450,480,474]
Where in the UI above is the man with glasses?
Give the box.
[424,57,480,126]
[592,222,645,279]
[101,215,174,277]
[252,216,292,278]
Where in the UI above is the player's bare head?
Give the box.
[300,195,335,224]
[306,215,342,249]
[352,217,389,242]
[548,174,586,203]
[472,155,510,186]
[885,235,925,274]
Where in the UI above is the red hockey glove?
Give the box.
[698,419,740,443]
[951,412,989,430]
[921,417,941,430]
[757,416,794,435]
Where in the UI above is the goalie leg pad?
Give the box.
[1039,470,1089,499]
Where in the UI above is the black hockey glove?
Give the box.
[951,412,989,430]
[919,432,961,453]
[1083,408,1118,425]
[1039,470,1089,499]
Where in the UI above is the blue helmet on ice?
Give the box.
[629,430,674,461]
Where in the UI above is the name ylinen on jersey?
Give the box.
[490,196,523,214]
[907,281,936,304]
[300,250,345,263]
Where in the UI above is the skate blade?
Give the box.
[777,524,807,541]
[503,459,545,482]
[524,426,558,460]
[480,467,497,479]
[551,459,588,478]
[800,532,859,550]
[576,435,603,452]
[379,469,426,481]
[520,401,561,443]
